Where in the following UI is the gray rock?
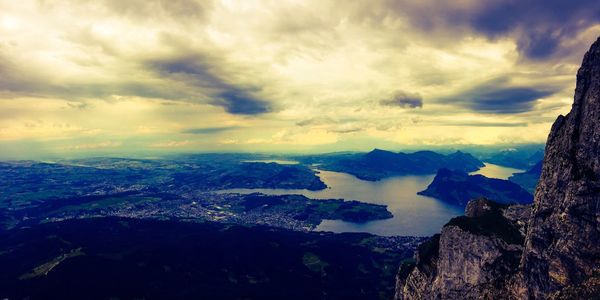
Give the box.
[396,199,526,300]
[501,204,531,237]
[465,198,498,217]
[520,36,600,298]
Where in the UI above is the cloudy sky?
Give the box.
[1,0,599,157]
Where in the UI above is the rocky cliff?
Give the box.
[395,37,600,299]
[395,199,530,299]
[520,35,600,299]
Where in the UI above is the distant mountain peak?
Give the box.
[418,168,532,207]
[368,148,384,153]
[323,149,484,181]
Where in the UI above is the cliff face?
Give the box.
[395,37,600,299]
[521,36,600,298]
[395,199,530,300]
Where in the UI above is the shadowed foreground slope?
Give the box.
[0,218,420,300]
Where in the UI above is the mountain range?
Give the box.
[508,161,543,194]
[319,149,484,181]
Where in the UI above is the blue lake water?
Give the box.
[219,163,521,237]
[470,162,524,180]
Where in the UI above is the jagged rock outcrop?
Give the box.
[395,199,530,300]
[395,37,600,299]
[520,36,600,298]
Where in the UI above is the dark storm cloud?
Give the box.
[181,126,240,134]
[381,0,600,59]
[380,91,423,108]
[470,0,600,59]
[146,55,271,115]
[443,79,557,114]
[0,50,271,115]
[465,88,553,114]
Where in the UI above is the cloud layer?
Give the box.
[380,91,423,108]
[0,0,598,156]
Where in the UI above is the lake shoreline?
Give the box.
[216,163,522,236]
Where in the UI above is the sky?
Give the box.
[1,0,600,158]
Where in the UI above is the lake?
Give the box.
[469,162,524,180]
[219,163,522,237]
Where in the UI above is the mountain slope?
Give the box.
[0,218,421,300]
[508,161,542,193]
[418,169,533,207]
[484,148,544,169]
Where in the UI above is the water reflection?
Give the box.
[469,163,523,180]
